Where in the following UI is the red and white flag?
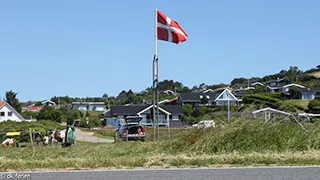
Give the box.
[156,9,188,44]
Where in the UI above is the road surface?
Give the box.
[75,128,113,143]
[2,166,319,180]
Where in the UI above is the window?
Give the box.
[8,112,12,116]
[172,115,179,121]
[0,112,4,117]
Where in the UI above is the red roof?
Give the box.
[0,101,5,107]
[22,106,43,111]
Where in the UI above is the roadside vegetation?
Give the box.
[1,118,320,171]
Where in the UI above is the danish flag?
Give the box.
[156,9,188,44]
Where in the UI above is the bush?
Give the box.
[243,94,301,112]
[308,99,320,113]
[37,106,62,122]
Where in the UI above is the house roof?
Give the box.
[251,82,264,86]
[266,78,285,84]
[107,105,183,116]
[41,100,56,105]
[22,106,43,111]
[299,87,320,94]
[283,83,305,89]
[72,102,105,105]
[180,88,229,102]
[0,101,25,120]
[110,105,147,116]
[252,107,291,116]
[0,101,5,108]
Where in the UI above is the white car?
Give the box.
[192,120,215,129]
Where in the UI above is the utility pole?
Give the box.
[227,90,230,123]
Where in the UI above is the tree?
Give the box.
[37,106,62,122]
[288,86,300,99]
[231,78,248,86]
[102,93,108,99]
[182,104,193,117]
[308,99,320,113]
[317,65,320,69]
[66,109,81,125]
[201,96,209,105]
[5,90,22,113]
[191,107,207,118]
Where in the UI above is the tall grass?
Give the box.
[158,119,320,154]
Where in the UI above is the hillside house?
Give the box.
[299,87,320,100]
[41,100,56,106]
[103,105,183,127]
[179,87,240,107]
[22,105,43,112]
[0,101,25,122]
[72,102,105,111]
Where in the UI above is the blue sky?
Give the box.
[0,0,319,102]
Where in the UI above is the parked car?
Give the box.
[192,120,215,129]
[114,116,146,142]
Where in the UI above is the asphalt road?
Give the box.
[1,166,319,180]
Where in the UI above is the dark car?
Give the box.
[114,116,146,142]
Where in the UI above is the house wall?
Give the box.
[302,93,315,100]
[215,100,238,106]
[0,105,23,122]
[73,104,105,111]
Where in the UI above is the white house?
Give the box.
[41,100,56,106]
[72,102,105,111]
[179,87,240,107]
[0,101,25,122]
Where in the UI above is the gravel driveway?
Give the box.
[75,128,113,143]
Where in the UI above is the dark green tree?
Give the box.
[201,96,209,105]
[37,106,62,122]
[308,99,320,113]
[182,104,193,117]
[5,90,22,113]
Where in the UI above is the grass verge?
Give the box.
[1,119,320,171]
[0,142,319,171]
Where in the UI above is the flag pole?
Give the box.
[155,9,160,140]
[152,8,158,142]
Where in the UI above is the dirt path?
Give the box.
[75,128,113,143]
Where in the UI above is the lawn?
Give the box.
[286,100,310,111]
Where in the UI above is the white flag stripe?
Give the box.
[157,23,188,40]
[166,17,172,42]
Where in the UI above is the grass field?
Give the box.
[286,100,310,111]
[1,119,320,171]
[311,71,320,77]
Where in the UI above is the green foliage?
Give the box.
[182,104,193,117]
[231,78,248,86]
[37,106,62,122]
[200,96,209,104]
[191,107,207,118]
[243,94,303,112]
[37,106,82,124]
[157,80,183,91]
[308,99,320,113]
[21,111,39,119]
[5,90,22,113]
[66,109,81,125]
[256,92,282,99]
[50,96,106,105]
[280,86,300,100]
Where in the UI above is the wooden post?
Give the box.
[29,128,34,146]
